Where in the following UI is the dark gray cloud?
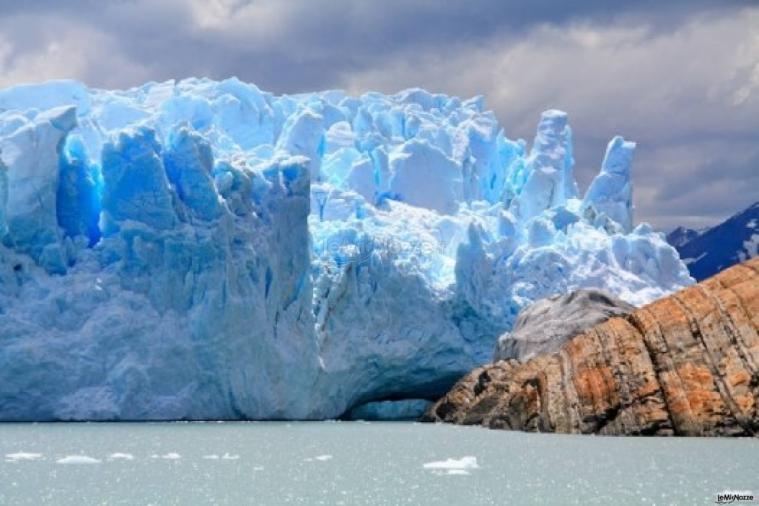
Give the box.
[0,0,756,229]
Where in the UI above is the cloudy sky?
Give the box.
[0,0,757,230]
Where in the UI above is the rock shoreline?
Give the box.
[423,257,759,436]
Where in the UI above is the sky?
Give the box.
[0,0,757,230]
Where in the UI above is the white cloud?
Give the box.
[186,0,289,41]
[0,18,151,89]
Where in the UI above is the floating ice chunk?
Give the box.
[5,452,43,462]
[107,453,134,460]
[202,454,220,460]
[304,454,333,462]
[161,453,181,460]
[56,455,101,465]
[423,456,479,472]
[221,453,240,460]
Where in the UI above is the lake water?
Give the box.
[0,421,756,505]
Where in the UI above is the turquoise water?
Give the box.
[0,422,756,505]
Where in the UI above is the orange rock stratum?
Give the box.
[423,257,759,436]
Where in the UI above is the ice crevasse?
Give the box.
[0,78,692,420]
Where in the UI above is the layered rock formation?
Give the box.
[424,257,759,436]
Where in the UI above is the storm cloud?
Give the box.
[0,0,756,229]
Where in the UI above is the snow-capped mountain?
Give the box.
[665,226,702,249]
[667,202,759,281]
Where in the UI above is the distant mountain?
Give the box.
[667,202,759,281]
[666,226,702,249]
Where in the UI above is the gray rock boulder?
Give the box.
[493,290,634,362]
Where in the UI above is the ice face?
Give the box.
[2,106,77,274]
[583,136,636,233]
[510,109,576,222]
[0,78,693,420]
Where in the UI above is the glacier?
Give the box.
[0,78,692,420]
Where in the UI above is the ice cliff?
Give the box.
[0,78,692,420]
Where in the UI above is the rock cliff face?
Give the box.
[424,257,759,436]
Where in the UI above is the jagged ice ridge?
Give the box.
[0,78,692,420]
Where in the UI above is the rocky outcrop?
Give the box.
[423,257,759,436]
[493,289,634,362]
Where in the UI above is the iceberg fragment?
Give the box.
[423,456,479,475]
[0,78,692,421]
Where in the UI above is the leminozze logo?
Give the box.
[716,490,755,504]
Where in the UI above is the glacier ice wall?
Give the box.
[0,78,692,420]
